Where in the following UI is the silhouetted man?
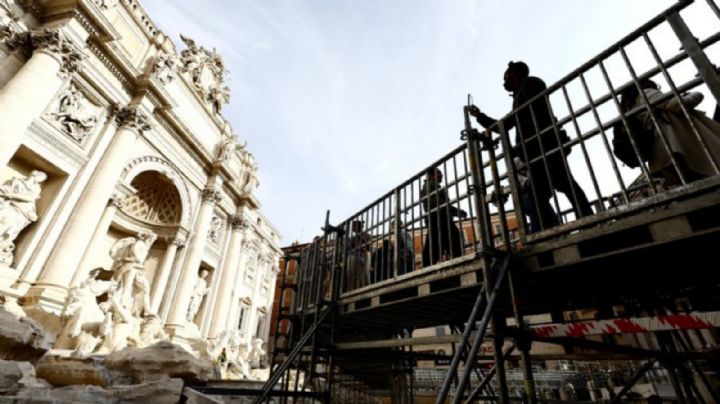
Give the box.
[421,168,466,266]
[469,61,593,232]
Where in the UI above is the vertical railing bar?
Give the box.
[411,179,420,272]
[496,122,526,245]
[442,159,455,262]
[514,114,547,232]
[465,149,479,250]
[706,0,720,20]
[452,154,465,255]
[427,171,437,267]
[666,10,720,102]
[578,71,631,202]
[380,196,387,282]
[374,202,380,284]
[561,83,611,205]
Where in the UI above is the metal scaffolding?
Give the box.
[194,0,720,402]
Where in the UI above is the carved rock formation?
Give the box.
[0,305,53,362]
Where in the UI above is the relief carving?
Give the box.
[48,84,98,143]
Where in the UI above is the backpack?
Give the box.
[612,116,654,168]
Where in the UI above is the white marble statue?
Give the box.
[0,170,47,266]
[55,268,115,355]
[216,139,248,162]
[210,330,252,379]
[248,337,268,369]
[228,342,252,379]
[109,232,157,317]
[152,53,176,85]
[186,269,209,323]
[54,231,165,356]
[208,85,230,114]
[238,153,259,197]
[94,289,138,354]
[132,314,167,349]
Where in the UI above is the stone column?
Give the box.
[0,28,85,166]
[30,107,151,304]
[69,194,123,286]
[150,235,186,313]
[208,214,247,338]
[165,186,221,334]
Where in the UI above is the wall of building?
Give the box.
[0,0,281,351]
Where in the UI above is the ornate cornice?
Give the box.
[42,8,100,39]
[120,0,160,38]
[30,28,85,78]
[27,121,86,167]
[86,42,134,92]
[113,106,152,133]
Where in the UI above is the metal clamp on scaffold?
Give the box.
[466,183,488,196]
[460,127,499,151]
[321,223,345,236]
[485,186,511,207]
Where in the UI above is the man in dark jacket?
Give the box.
[421,168,467,267]
[469,61,593,232]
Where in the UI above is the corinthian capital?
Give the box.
[202,188,222,205]
[30,28,85,77]
[169,235,187,247]
[109,193,125,209]
[113,106,153,134]
[230,215,248,231]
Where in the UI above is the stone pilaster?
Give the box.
[165,183,221,336]
[208,214,248,338]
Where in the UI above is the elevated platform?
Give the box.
[329,178,720,335]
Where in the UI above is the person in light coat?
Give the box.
[629,80,720,186]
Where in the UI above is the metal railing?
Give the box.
[287,0,720,298]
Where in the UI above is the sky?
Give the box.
[140,0,716,244]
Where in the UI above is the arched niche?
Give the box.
[118,156,193,230]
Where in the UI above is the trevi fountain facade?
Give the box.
[0,0,283,401]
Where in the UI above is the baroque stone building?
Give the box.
[0,0,281,360]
